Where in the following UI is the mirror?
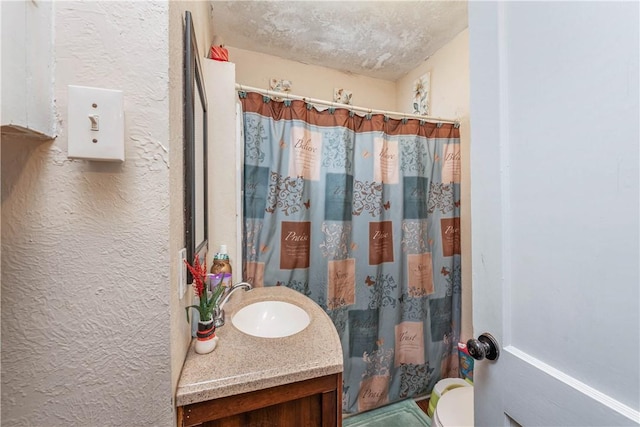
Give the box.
[184,10,208,281]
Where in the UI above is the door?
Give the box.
[468,2,639,426]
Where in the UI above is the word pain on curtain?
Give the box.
[239,91,461,414]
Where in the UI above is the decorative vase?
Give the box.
[195,318,218,354]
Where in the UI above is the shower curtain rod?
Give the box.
[235,84,459,125]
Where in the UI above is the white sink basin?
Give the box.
[232,301,310,338]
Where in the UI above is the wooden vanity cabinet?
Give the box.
[177,373,342,427]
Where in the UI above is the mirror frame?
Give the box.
[184,10,208,281]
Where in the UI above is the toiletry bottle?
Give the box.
[211,245,232,289]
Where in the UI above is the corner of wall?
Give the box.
[168,1,215,414]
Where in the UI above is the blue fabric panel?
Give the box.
[348,309,379,358]
[403,176,429,219]
[243,165,270,219]
[325,173,354,222]
[428,297,452,342]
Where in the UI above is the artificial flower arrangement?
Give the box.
[184,254,226,323]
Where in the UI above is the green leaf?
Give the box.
[208,285,226,311]
[185,305,202,323]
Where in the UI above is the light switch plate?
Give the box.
[179,248,187,299]
[68,85,124,161]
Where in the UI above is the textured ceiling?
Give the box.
[210,1,468,81]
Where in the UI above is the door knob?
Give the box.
[467,333,500,361]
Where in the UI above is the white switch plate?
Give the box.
[68,85,124,161]
[178,248,187,299]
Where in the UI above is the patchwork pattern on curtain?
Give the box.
[240,91,461,414]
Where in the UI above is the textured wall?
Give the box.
[213,2,468,81]
[1,2,174,425]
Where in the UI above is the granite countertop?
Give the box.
[175,286,344,407]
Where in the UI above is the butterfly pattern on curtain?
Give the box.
[239,91,461,414]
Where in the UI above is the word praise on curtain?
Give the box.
[240,91,461,414]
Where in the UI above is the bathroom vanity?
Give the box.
[176,286,344,427]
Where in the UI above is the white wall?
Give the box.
[228,46,398,111]
[397,29,472,341]
[203,60,241,272]
[0,2,213,425]
[1,0,55,139]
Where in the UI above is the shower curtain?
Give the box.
[240,91,461,414]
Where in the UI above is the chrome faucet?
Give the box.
[214,282,253,328]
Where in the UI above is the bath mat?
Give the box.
[343,399,432,427]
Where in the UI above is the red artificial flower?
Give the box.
[185,254,207,298]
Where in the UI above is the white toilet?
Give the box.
[432,385,474,427]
